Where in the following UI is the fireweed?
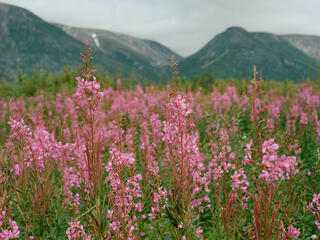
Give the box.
[204,123,250,238]
[0,44,319,239]
[307,193,320,230]
[161,57,206,239]
[66,43,104,239]
[241,66,300,240]
[104,148,142,239]
[6,116,61,237]
[0,207,20,239]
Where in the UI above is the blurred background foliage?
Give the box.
[1,66,320,98]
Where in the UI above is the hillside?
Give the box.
[0,3,180,82]
[1,2,319,83]
[55,24,182,67]
[0,2,83,79]
[178,27,318,81]
[282,34,320,62]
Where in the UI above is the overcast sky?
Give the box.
[2,0,320,56]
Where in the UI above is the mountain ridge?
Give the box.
[178,26,319,81]
[0,2,180,82]
[1,2,320,82]
[53,23,182,67]
[281,34,320,62]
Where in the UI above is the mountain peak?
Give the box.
[208,26,252,47]
[225,26,247,33]
[178,26,318,81]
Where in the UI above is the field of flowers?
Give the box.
[0,45,320,239]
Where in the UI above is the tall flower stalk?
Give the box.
[245,66,299,240]
[162,56,205,239]
[71,42,104,238]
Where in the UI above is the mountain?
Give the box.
[0,3,180,81]
[281,34,320,62]
[0,2,83,79]
[54,24,182,67]
[1,2,319,83]
[178,27,319,81]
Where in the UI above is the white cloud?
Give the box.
[1,0,320,56]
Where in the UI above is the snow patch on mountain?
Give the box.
[92,33,100,47]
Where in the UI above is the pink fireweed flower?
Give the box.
[74,76,104,109]
[8,118,65,175]
[287,225,300,239]
[162,80,207,236]
[195,226,203,238]
[300,111,308,125]
[231,168,250,192]
[242,139,253,165]
[259,139,298,184]
[205,146,236,190]
[150,113,162,144]
[307,193,320,230]
[66,220,91,240]
[8,117,32,141]
[316,220,320,230]
[0,208,20,239]
[104,148,142,238]
[268,99,282,119]
[62,165,82,208]
[166,94,193,125]
[262,138,279,154]
[73,44,103,110]
[282,225,300,239]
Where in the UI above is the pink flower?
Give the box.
[66,220,91,240]
[0,209,20,239]
[195,226,203,238]
[104,148,142,238]
[231,169,249,192]
[287,225,300,239]
[259,139,298,184]
[262,138,279,154]
[135,202,143,212]
[73,45,103,110]
[316,220,320,230]
[307,193,320,230]
[242,140,253,165]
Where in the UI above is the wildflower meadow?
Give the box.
[1,44,320,239]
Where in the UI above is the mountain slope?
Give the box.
[1,2,318,83]
[179,27,318,81]
[0,3,179,81]
[0,2,84,79]
[281,34,320,62]
[55,24,182,67]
